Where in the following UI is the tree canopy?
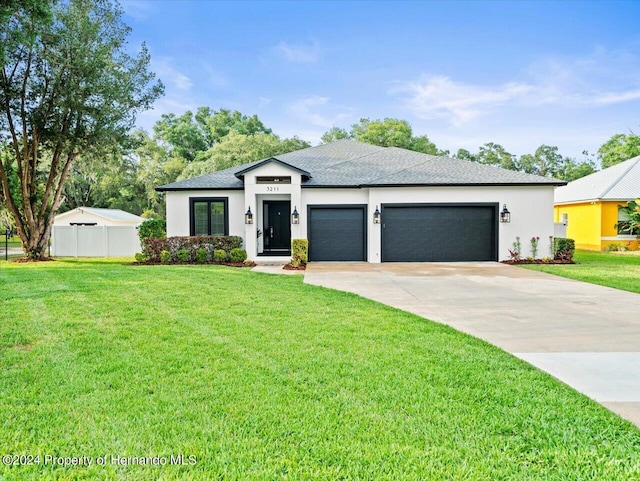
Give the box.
[322,118,448,156]
[0,0,162,257]
[598,133,640,169]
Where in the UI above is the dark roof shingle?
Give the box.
[157,140,565,191]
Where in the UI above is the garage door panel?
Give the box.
[309,206,366,261]
[382,205,496,262]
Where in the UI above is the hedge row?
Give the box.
[141,235,243,263]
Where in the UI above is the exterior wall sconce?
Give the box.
[291,206,300,225]
[373,206,381,224]
[245,207,253,225]
[500,204,511,223]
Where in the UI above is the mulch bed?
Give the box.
[11,257,56,263]
[133,261,257,267]
[501,259,575,265]
[283,263,306,270]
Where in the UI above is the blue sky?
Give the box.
[121,0,640,162]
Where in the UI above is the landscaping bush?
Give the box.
[554,237,575,261]
[605,242,629,252]
[160,250,172,263]
[138,218,166,240]
[195,248,208,263]
[291,238,309,265]
[141,235,243,263]
[176,249,189,262]
[213,249,227,263]
[229,248,247,263]
[134,252,147,263]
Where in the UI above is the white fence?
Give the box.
[554,222,567,238]
[52,225,141,257]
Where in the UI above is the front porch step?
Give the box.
[253,256,291,265]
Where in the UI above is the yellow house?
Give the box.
[554,155,640,250]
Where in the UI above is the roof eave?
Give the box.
[156,186,245,192]
[233,157,311,179]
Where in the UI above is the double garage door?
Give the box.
[308,204,498,262]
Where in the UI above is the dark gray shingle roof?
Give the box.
[157,140,565,191]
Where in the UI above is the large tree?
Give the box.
[321,118,447,155]
[598,133,640,169]
[178,131,310,180]
[0,0,162,258]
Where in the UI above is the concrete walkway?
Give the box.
[304,262,640,428]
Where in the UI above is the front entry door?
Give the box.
[264,201,291,253]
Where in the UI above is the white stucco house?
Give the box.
[54,207,145,226]
[157,140,565,262]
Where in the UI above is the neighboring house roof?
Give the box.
[554,155,640,204]
[55,207,145,222]
[157,140,566,191]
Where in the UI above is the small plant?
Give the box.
[510,237,521,260]
[291,239,309,265]
[134,252,147,263]
[176,249,189,262]
[160,250,172,263]
[605,242,629,252]
[530,236,540,259]
[195,248,207,263]
[213,249,227,263]
[229,248,247,263]
[554,237,575,262]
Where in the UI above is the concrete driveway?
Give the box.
[304,262,640,428]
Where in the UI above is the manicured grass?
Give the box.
[0,259,639,480]
[0,234,22,248]
[522,250,640,294]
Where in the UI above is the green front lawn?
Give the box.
[522,250,640,294]
[1,260,638,480]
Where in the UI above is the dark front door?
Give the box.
[264,201,291,252]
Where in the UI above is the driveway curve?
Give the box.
[304,262,640,428]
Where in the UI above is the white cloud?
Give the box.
[201,62,228,89]
[390,75,533,125]
[275,41,319,64]
[593,90,640,105]
[259,97,272,107]
[152,57,192,91]
[391,47,640,126]
[288,95,353,128]
[120,0,153,20]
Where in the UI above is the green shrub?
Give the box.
[195,248,208,263]
[134,252,147,263]
[229,248,247,263]
[176,249,189,262]
[213,249,227,263]
[554,237,575,261]
[160,250,172,263]
[605,242,629,252]
[138,218,166,240]
[291,238,309,264]
[141,235,242,263]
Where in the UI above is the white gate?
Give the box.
[52,225,141,257]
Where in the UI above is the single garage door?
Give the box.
[308,205,366,261]
[382,204,497,262]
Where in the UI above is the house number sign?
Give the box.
[266,186,279,192]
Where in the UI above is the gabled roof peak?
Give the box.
[233,157,311,179]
